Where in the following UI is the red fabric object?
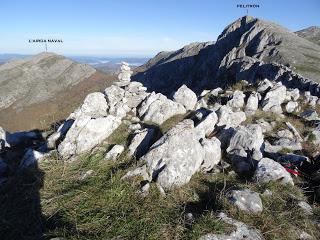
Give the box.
[284,167,303,177]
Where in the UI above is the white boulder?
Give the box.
[285,101,299,113]
[227,90,245,109]
[173,85,197,110]
[200,137,221,172]
[255,158,294,185]
[138,92,186,125]
[58,115,121,158]
[141,120,204,190]
[227,124,264,160]
[262,83,286,113]
[104,85,125,107]
[228,189,263,213]
[194,111,218,139]
[105,145,125,160]
[216,105,246,128]
[79,92,109,118]
[245,92,259,113]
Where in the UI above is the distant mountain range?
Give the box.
[0,54,149,73]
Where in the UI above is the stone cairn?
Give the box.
[116,62,133,86]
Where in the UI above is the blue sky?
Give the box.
[0,0,319,57]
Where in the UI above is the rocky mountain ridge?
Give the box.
[0,52,96,110]
[133,16,320,97]
[0,52,116,131]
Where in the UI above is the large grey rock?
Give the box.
[262,83,287,113]
[58,115,121,158]
[227,124,264,160]
[173,85,197,110]
[79,92,109,118]
[194,111,218,139]
[124,82,149,109]
[216,106,246,128]
[226,124,264,176]
[104,85,125,107]
[105,145,125,160]
[125,81,146,93]
[255,158,294,185]
[138,92,186,125]
[228,189,263,213]
[199,212,264,240]
[285,101,299,113]
[141,120,204,190]
[104,85,132,118]
[273,138,302,151]
[245,92,259,113]
[276,129,294,140]
[128,128,156,158]
[200,137,221,172]
[227,90,245,109]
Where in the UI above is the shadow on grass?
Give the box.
[0,162,79,240]
[0,163,45,239]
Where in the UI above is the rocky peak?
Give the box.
[133,16,320,96]
[217,15,257,40]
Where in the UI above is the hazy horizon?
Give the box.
[0,52,153,58]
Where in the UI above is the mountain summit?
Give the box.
[0,52,114,131]
[133,16,320,96]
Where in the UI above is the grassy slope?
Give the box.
[0,115,319,240]
[0,71,116,132]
